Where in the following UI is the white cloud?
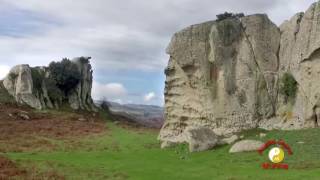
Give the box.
[92,81,127,101]
[114,99,123,104]
[144,92,156,102]
[0,65,10,80]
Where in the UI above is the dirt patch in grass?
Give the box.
[0,156,65,180]
[0,155,27,179]
[0,104,106,152]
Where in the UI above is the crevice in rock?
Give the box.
[313,106,319,127]
[294,12,304,41]
[239,22,276,116]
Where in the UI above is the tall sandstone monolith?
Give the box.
[159,1,320,147]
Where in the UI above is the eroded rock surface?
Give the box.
[68,57,96,111]
[184,127,218,152]
[160,1,320,148]
[276,2,320,129]
[3,65,42,109]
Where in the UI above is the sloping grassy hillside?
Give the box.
[3,116,320,180]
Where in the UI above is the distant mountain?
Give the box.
[96,101,164,128]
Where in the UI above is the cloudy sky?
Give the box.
[0,0,316,105]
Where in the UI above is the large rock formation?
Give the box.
[159,1,320,147]
[275,2,320,129]
[2,57,97,111]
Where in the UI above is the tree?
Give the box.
[216,12,245,21]
[100,98,111,113]
[48,58,81,95]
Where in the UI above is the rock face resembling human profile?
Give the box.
[159,1,320,150]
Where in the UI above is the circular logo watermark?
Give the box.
[258,140,292,169]
[268,147,285,163]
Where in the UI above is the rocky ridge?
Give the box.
[159,1,320,149]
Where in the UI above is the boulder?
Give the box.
[18,113,30,120]
[229,140,264,153]
[184,127,218,152]
[3,65,42,109]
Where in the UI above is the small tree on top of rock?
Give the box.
[216,12,245,21]
[48,58,81,95]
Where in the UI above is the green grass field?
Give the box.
[4,119,320,180]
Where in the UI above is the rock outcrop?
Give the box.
[3,65,42,109]
[2,57,97,111]
[275,2,320,129]
[68,58,96,111]
[159,1,320,148]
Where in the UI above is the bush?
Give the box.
[48,58,81,95]
[279,72,298,103]
[216,12,245,21]
[100,99,111,113]
[45,77,63,102]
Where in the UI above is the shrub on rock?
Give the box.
[279,72,298,104]
[48,58,81,95]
